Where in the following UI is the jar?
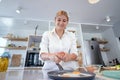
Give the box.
[0,57,9,72]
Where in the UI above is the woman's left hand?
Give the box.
[62,53,71,62]
[62,53,77,62]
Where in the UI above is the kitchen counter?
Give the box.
[0,69,114,80]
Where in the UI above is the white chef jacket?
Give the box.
[40,28,79,70]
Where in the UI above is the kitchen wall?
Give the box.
[81,25,120,66]
[102,27,120,64]
[113,21,120,37]
[83,33,102,40]
[82,32,109,65]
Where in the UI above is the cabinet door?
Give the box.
[11,54,22,67]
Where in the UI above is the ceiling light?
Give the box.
[88,0,100,4]
[96,26,99,30]
[106,16,111,22]
[16,7,22,14]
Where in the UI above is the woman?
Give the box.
[40,10,79,70]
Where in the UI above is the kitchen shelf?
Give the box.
[100,48,110,52]
[98,40,108,44]
[3,37,28,41]
[0,46,26,50]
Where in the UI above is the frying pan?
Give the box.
[47,69,95,80]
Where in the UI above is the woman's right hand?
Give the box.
[48,54,61,63]
[56,52,65,60]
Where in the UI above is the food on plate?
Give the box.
[60,73,71,77]
[59,71,81,77]
[72,71,81,74]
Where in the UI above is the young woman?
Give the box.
[40,10,79,70]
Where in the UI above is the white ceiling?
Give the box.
[0,0,120,36]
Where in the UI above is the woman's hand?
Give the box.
[41,52,77,63]
[56,52,77,62]
[62,53,77,62]
[40,53,61,63]
[48,54,61,63]
[56,52,65,60]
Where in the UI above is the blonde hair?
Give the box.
[55,10,69,21]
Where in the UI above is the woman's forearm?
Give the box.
[40,53,50,60]
[40,52,61,63]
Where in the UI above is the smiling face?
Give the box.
[55,15,68,30]
[55,10,69,31]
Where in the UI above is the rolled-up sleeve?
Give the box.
[40,31,49,54]
[69,33,78,56]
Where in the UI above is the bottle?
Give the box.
[113,59,116,66]
[109,61,112,66]
[115,58,120,65]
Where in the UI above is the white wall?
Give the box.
[102,27,120,64]
[113,21,120,37]
[83,33,102,40]
[82,32,110,65]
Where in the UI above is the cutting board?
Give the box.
[102,70,120,79]
[11,54,21,67]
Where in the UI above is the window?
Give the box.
[0,38,7,56]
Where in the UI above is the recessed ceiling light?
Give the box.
[16,7,22,14]
[88,0,100,4]
[96,26,99,30]
[106,16,111,22]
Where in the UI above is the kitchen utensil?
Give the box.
[56,63,64,71]
[47,70,95,80]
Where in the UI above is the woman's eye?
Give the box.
[63,20,67,22]
[57,19,67,22]
[57,19,61,21]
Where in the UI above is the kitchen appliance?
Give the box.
[48,63,95,80]
[84,40,105,66]
[25,50,44,67]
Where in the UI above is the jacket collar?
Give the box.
[51,28,68,35]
